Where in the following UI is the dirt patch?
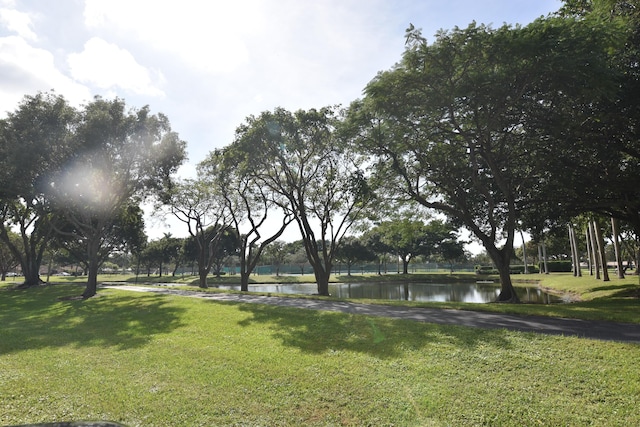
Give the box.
[538,285,581,303]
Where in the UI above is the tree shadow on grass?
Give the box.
[0,284,186,355]
[589,283,640,295]
[233,301,516,359]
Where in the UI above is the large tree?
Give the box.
[231,107,374,295]
[166,178,233,288]
[0,92,76,287]
[351,17,623,302]
[53,202,146,279]
[199,149,293,292]
[48,96,186,298]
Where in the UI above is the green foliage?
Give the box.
[1,94,186,296]
[0,92,76,286]
[334,236,377,275]
[229,106,375,295]
[543,260,574,272]
[352,11,631,302]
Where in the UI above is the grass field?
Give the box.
[0,272,638,426]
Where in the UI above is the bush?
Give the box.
[476,265,540,275]
[475,265,497,275]
[541,260,572,272]
[509,265,540,274]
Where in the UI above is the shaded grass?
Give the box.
[0,284,638,426]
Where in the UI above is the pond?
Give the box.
[216,281,562,304]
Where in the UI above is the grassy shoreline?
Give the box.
[4,270,639,323]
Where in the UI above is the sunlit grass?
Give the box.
[0,284,638,426]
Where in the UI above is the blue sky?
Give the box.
[1,0,561,243]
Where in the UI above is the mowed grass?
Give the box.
[0,283,638,426]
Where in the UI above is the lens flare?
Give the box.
[53,160,124,214]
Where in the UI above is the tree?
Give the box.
[351,17,623,302]
[167,178,233,288]
[260,240,288,276]
[231,107,374,295]
[371,219,433,275]
[334,236,376,275]
[141,234,182,277]
[209,227,240,277]
[431,224,467,273]
[0,92,76,287]
[370,218,460,274]
[48,97,186,298]
[53,202,146,278]
[360,227,393,275]
[285,242,311,275]
[610,217,625,279]
[199,148,293,291]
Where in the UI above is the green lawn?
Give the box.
[0,279,638,426]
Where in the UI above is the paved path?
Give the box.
[103,285,640,344]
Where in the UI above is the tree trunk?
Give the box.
[520,230,528,274]
[588,221,600,279]
[240,271,250,292]
[83,265,98,299]
[611,217,625,279]
[572,226,582,277]
[486,246,519,303]
[22,259,42,288]
[402,257,410,274]
[197,247,209,288]
[541,242,549,274]
[593,219,610,282]
[314,267,330,296]
[586,227,593,276]
[238,251,249,292]
[568,225,581,277]
[82,238,101,298]
[538,244,544,275]
[198,264,209,288]
[568,225,576,276]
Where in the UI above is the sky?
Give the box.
[1,0,561,246]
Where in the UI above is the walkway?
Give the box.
[103,285,640,344]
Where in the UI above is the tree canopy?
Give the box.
[350,14,627,301]
[1,93,186,296]
[229,107,374,295]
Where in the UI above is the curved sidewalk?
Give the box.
[104,285,640,344]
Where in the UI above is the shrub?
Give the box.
[541,260,573,272]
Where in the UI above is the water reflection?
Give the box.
[216,282,560,304]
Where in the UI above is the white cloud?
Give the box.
[0,35,92,117]
[83,0,260,74]
[67,37,165,97]
[0,6,36,40]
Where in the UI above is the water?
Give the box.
[215,281,561,304]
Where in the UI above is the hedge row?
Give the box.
[475,265,541,275]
